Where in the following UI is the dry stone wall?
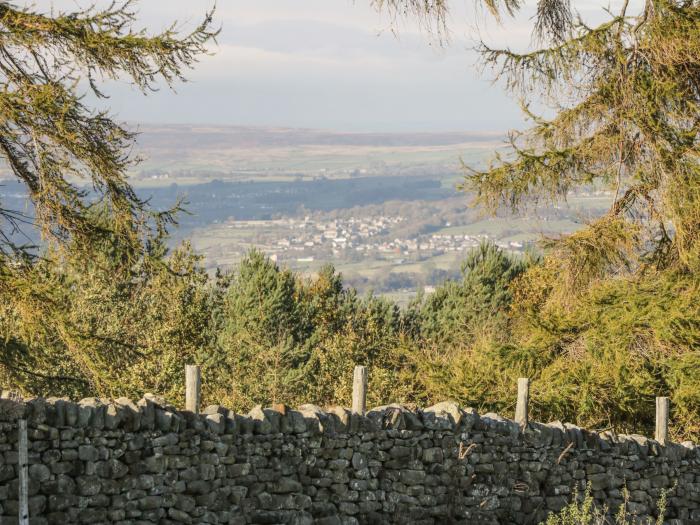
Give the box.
[0,395,698,524]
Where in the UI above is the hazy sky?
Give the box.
[43,1,638,133]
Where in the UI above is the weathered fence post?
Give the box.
[515,377,530,428]
[655,396,669,445]
[185,365,201,414]
[18,418,28,525]
[352,365,368,416]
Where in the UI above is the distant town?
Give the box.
[0,169,613,300]
[227,216,499,264]
[186,187,613,300]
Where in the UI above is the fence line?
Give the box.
[182,365,674,443]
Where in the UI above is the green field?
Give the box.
[435,217,583,238]
[129,124,500,185]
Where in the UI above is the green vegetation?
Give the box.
[0,0,216,405]
[1,0,699,452]
[456,0,700,439]
[3,240,698,440]
[542,484,668,525]
[131,124,495,185]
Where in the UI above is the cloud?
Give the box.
[41,0,645,132]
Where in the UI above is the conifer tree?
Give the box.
[0,1,217,392]
[466,0,700,283]
[419,241,530,344]
[0,1,216,258]
[459,0,700,437]
[379,0,700,438]
[372,0,572,41]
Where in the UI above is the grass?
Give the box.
[131,143,496,185]
[435,218,582,237]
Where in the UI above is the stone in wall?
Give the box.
[0,395,697,524]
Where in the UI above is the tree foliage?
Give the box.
[1,228,211,403]
[418,240,531,344]
[204,251,418,411]
[1,0,699,445]
[448,0,700,439]
[468,0,700,277]
[3,239,698,440]
[0,0,216,257]
[371,0,573,41]
[0,1,217,397]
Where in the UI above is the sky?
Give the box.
[42,0,639,133]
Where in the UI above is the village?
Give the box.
[223,214,525,264]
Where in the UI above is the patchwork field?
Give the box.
[130,124,501,185]
[0,124,611,301]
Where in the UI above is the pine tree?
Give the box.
[371,0,572,42]
[381,0,700,438]
[419,241,531,344]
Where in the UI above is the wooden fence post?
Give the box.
[18,418,28,525]
[655,396,669,445]
[185,365,201,414]
[352,366,368,416]
[515,377,530,428]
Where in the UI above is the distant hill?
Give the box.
[134,124,503,149]
[0,123,501,188]
[129,124,502,185]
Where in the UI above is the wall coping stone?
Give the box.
[0,394,696,458]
